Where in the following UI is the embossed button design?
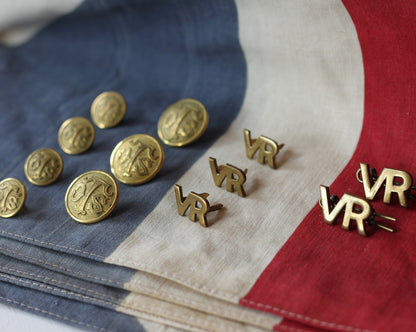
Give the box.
[24,148,63,186]
[65,170,119,224]
[0,178,27,218]
[157,98,209,147]
[110,134,164,185]
[58,117,95,155]
[91,91,127,129]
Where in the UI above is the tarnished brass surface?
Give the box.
[244,129,284,169]
[319,185,395,237]
[157,99,209,147]
[209,157,247,197]
[65,170,119,224]
[91,91,126,129]
[24,148,63,186]
[0,178,27,218]
[110,134,164,185]
[174,184,223,227]
[356,163,413,207]
[58,117,95,155]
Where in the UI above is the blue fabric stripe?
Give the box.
[0,237,136,288]
[0,280,143,331]
[0,0,246,258]
[0,251,130,305]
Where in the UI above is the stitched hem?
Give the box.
[0,295,113,332]
[1,272,255,332]
[241,299,378,332]
[0,265,122,305]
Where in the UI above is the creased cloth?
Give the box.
[1,1,414,332]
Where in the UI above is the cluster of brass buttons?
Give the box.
[60,96,211,223]
[0,91,126,220]
[3,95,210,222]
[58,91,127,156]
[2,93,285,226]
[57,92,127,222]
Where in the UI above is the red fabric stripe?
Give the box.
[276,319,333,332]
[240,1,416,332]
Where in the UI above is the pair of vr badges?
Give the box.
[320,163,415,237]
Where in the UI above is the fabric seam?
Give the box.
[241,299,378,332]
[0,295,112,332]
[0,254,274,329]
[0,231,376,332]
[1,272,246,332]
[0,265,121,305]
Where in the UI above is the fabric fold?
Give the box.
[4,1,406,332]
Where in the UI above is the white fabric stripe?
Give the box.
[0,0,83,46]
[117,292,269,332]
[123,271,280,330]
[139,319,188,332]
[107,0,364,302]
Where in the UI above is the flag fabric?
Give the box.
[0,1,415,331]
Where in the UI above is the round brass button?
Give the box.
[58,117,95,155]
[157,98,209,147]
[110,134,164,185]
[0,178,27,218]
[91,91,127,129]
[24,148,63,186]
[65,170,119,224]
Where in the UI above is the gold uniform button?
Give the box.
[65,170,119,224]
[58,117,95,155]
[24,148,63,186]
[157,98,209,147]
[0,178,27,218]
[110,134,164,185]
[91,91,127,129]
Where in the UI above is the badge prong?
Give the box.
[207,203,224,212]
